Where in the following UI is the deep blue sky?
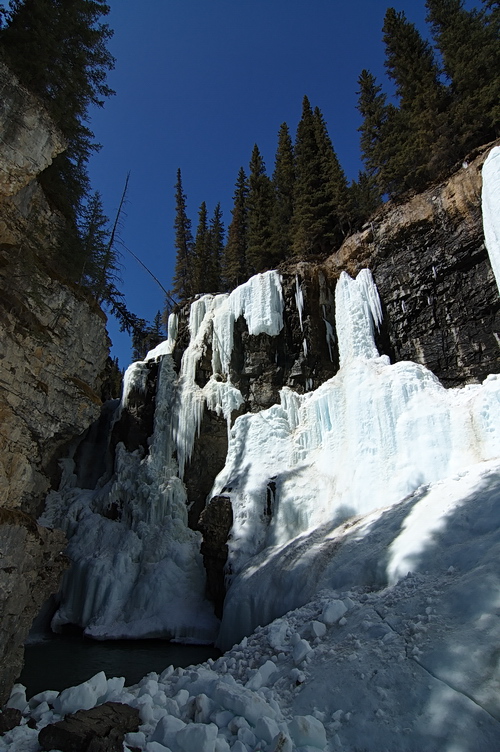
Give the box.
[87,0,476,368]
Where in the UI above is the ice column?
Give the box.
[335,269,383,366]
[482,146,500,296]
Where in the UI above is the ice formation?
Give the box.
[42,272,284,642]
[482,146,500,293]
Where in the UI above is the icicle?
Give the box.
[482,146,500,297]
[295,275,304,331]
[302,338,308,357]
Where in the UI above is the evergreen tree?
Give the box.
[292,96,347,256]
[313,106,351,239]
[222,167,248,290]
[270,122,295,264]
[357,69,388,196]
[77,190,123,305]
[426,0,500,153]
[348,172,383,231]
[192,201,209,295]
[205,203,224,293]
[172,169,194,300]
[0,0,114,218]
[381,7,450,195]
[246,144,275,274]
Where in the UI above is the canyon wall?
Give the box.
[0,62,109,703]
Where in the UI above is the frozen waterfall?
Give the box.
[39,148,500,650]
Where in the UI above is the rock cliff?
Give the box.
[0,62,109,703]
[325,141,500,387]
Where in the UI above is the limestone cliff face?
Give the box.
[324,140,500,386]
[0,62,109,701]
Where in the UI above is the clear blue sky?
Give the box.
[86,0,476,368]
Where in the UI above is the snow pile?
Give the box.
[6,461,500,749]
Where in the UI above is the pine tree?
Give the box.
[426,0,500,154]
[172,169,194,300]
[270,122,295,264]
[205,203,224,293]
[381,7,450,195]
[192,201,209,295]
[222,167,248,290]
[246,144,275,274]
[0,0,114,218]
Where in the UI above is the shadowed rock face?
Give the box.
[0,61,109,704]
[0,516,67,705]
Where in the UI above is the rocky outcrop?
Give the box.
[0,59,66,198]
[0,512,67,705]
[198,496,233,618]
[38,702,140,752]
[324,140,500,386]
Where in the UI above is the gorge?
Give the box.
[2,145,500,750]
[2,51,500,746]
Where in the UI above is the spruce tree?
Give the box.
[193,201,209,295]
[426,0,500,153]
[381,8,451,195]
[292,96,323,256]
[348,172,383,231]
[222,167,248,290]
[246,144,275,274]
[78,190,121,303]
[292,97,347,256]
[313,106,351,240]
[205,203,224,293]
[357,69,388,197]
[172,169,194,300]
[271,122,295,265]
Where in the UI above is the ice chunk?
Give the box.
[289,715,327,748]
[213,682,277,726]
[150,714,186,747]
[6,684,28,713]
[310,620,327,638]
[255,716,281,744]
[321,600,347,625]
[52,672,107,715]
[176,722,218,752]
[293,638,312,665]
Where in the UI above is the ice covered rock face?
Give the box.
[41,273,284,643]
[215,151,500,646]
